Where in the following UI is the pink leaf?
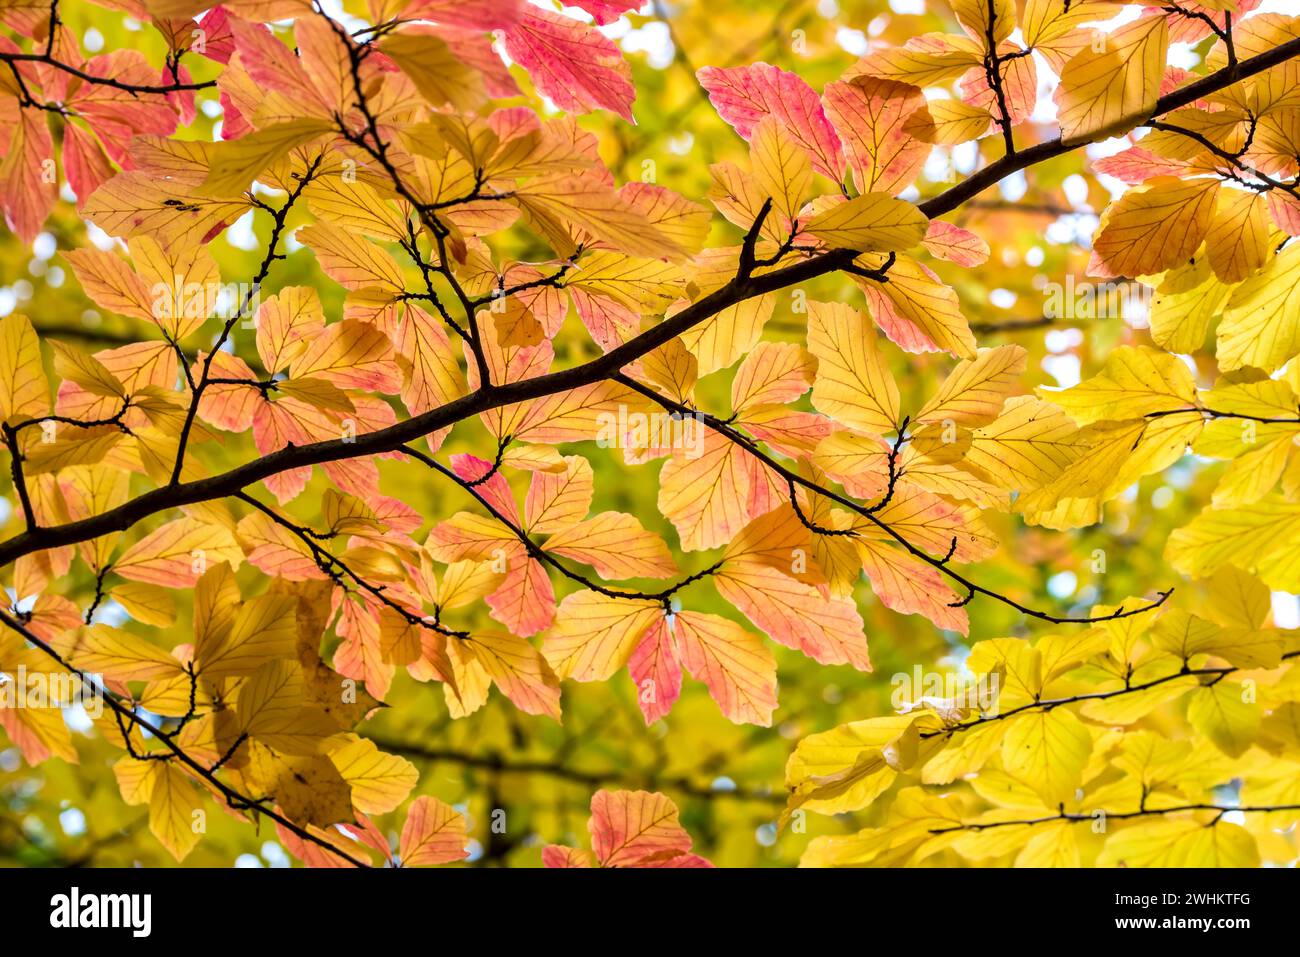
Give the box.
[542,845,596,867]
[502,8,635,122]
[569,0,643,25]
[822,76,928,195]
[486,551,556,637]
[399,796,469,866]
[921,221,990,267]
[627,618,683,724]
[697,62,844,179]
[588,789,693,866]
[2,111,57,243]
[451,452,519,523]
[405,0,524,29]
[61,123,114,209]
[193,6,237,64]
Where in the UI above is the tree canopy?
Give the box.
[2,0,1300,869]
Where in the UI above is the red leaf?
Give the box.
[502,7,635,122]
[697,62,844,179]
[61,123,114,209]
[627,618,682,725]
[569,0,642,25]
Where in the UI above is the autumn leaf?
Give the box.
[543,789,712,868]
[399,796,469,866]
[500,7,635,121]
[3,0,1300,877]
[1055,15,1168,143]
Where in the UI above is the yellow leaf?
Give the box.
[846,33,983,87]
[1039,345,1196,425]
[62,624,183,682]
[1149,258,1233,354]
[1166,496,1300,589]
[148,761,203,862]
[637,338,699,405]
[114,518,243,589]
[1019,414,1202,529]
[23,426,124,476]
[618,183,711,254]
[967,637,1042,705]
[1212,436,1294,508]
[1023,0,1119,53]
[435,560,506,610]
[1154,609,1283,668]
[1080,675,1199,724]
[237,659,304,733]
[1098,819,1259,867]
[328,736,419,815]
[541,591,662,681]
[466,630,562,718]
[382,30,486,111]
[749,115,811,225]
[109,582,176,628]
[512,173,683,261]
[677,294,775,376]
[905,98,993,145]
[731,341,815,416]
[960,396,1082,491]
[48,340,125,398]
[916,344,1026,426]
[302,175,409,242]
[0,314,46,424]
[252,746,353,828]
[196,593,298,679]
[786,715,933,814]
[951,0,1014,46]
[1187,681,1259,757]
[804,193,928,252]
[1206,189,1270,284]
[1000,709,1092,807]
[1055,15,1168,142]
[806,300,900,436]
[62,247,156,322]
[128,234,222,341]
[199,119,333,197]
[84,172,252,244]
[1219,243,1300,373]
[1204,565,1271,630]
[564,251,682,311]
[296,220,406,292]
[1091,177,1218,278]
[542,511,676,580]
[853,254,976,358]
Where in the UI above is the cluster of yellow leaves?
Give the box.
[787,566,1300,867]
[1017,343,1300,592]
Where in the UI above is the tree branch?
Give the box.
[3,34,1296,590]
[613,372,1173,626]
